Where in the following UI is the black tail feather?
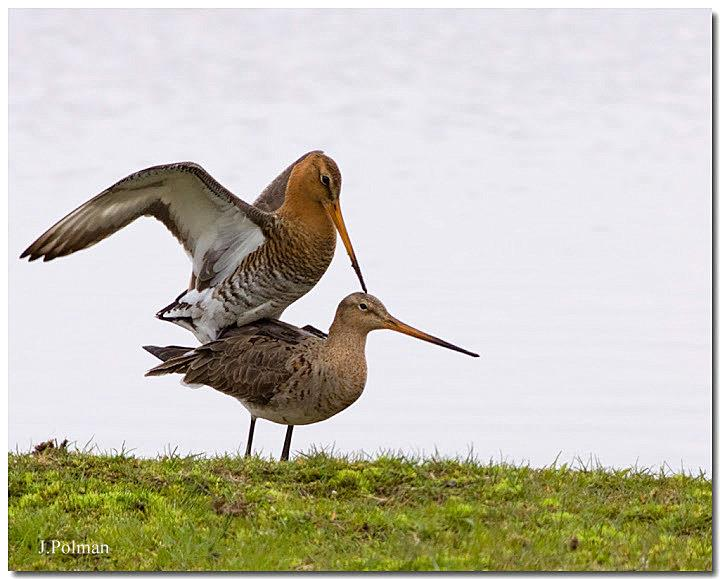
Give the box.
[143,345,193,362]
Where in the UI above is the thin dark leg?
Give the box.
[245,416,257,457]
[280,425,294,461]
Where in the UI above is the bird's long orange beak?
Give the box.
[385,317,479,357]
[325,200,368,293]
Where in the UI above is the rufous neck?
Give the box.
[277,188,335,236]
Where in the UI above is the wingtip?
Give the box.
[20,246,61,262]
[19,246,37,260]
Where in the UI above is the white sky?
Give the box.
[9,9,711,470]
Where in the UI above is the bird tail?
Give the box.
[143,345,194,362]
[156,294,198,332]
[156,289,215,342]
[143,345,196,377]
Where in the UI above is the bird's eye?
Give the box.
[321,175,331,186]
[358,303,368,311]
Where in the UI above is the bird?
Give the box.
[143,292,478,461]
[20,151,367,342]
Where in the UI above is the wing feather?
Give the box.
[147,319,322,403]
[21,162,273,289]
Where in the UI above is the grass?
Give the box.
[8,443,712,571]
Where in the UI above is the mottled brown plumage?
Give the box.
[21,151,366,342]
[145,293,478,460]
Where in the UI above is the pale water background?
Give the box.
[9,10,711,471]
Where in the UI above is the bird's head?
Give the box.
[333,292,479,357]
[285,152,367,292]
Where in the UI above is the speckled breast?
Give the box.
[214,229,337,326]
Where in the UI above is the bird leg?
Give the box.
[280,425,294,461]
[245,416,257,457]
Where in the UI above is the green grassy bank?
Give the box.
[9,446,712,571]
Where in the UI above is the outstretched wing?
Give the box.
[21,162,273,290]
[252,150,322,212]
[147,319,322,404]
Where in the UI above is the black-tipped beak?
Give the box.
[385,317,479,357]
[325,199,368,293]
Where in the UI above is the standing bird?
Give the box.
[20,152,366,342]
[144,293,478,460]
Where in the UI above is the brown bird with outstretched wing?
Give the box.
[21,151,367,342]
